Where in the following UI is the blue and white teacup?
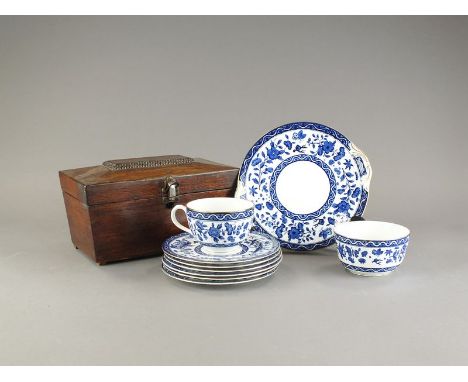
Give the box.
[334,221,410,276]
[170,197,254,254]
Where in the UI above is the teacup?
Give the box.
[170,197,254,253]
[334,221,410,276]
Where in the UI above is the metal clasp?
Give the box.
[162,176,179,207]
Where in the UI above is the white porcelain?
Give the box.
[334,221,410,276]
[162,265,278,285]
[163,249,281,269]
[162,254,282,279]
[170,197,254,254]
[162,231,280,264]
[236,121,372,251]
[161,231,282,285]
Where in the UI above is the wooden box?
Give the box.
[59,155,239,264]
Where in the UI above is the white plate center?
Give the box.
[275,160,331,215]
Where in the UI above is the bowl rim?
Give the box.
[334,220,410,242]
[187,197,254,214]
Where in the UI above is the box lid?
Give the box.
[59,155,239,206]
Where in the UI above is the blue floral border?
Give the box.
[239,122,352,184]
[342,264,398,273]
[186,209,254,221]
[269,154,337,221]
[251,223,336,251]
[334,233,410,247]
[162,231,281,262]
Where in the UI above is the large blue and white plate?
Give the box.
[236,122,372,251]
[162,231,280,264]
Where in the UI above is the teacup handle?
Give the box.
[170,205,191,234]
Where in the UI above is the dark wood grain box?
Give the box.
[59,155,239,264]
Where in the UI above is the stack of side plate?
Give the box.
[161,232,282,285]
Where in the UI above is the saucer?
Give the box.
[162,252,282,278]
[161,231,282,285]
[163,250,281,270]
[162,231,280,264]
[162,265,278,285]
[236,121,372,251]
[163,248,281,269]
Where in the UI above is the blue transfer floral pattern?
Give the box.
[186,209,254,248]
[162,232,281,263]
[237,122,371,251]
[336,235,409,274]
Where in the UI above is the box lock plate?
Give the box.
[162,176,179,207]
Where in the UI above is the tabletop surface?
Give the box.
[1,218,466,365]
[1,16,467,365]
